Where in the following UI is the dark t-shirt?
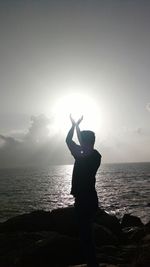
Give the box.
[67,141,101,198]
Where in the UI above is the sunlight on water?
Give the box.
[0,163,149,223]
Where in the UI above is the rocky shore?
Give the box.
[0,207,149,267]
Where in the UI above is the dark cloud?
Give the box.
[146,103,150,112]
[0,134,19,146]
[25,114,50,143]
[0,114,72,168]
[0,114,150,168]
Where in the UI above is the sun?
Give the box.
[49,93,103,134]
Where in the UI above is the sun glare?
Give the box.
[50,93,102,134]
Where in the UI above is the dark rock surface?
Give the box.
[0,207,149,267]
[0,210,52,232]
[50,207,78,237]
[95,209,122,238]
[121,214,144,228]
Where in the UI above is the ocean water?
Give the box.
[0,162,150,223]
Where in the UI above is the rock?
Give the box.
[142,234,150,243]
[121,214,144,228]
[51,207,123,240]
[0,210,52,232]
[118,244,138,264]
[50,207,78,237]
[131,225,150,266]
[95,209,123,238]
[0,231,55,267]
[94,224,119,246]
[122,227,145,243]
[96,252,123,265]
[145,220,150,234]
[145,220,150,228]
[16,232,83,267]
[69,265,119,267]
[130,228,147,244]
[0,207,149,267]
[96,245,118,257]
[132,243,150,267]
[0,231,83,267]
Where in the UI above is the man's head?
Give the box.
[81,130,95,147]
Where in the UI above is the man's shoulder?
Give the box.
[94,149,101,157]
[93,149,101,159]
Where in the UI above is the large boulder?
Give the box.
[145,220,150,235]
[133,227,150,267]
[129,227,146,244]
[50,207,78,237]
[118,244,138,264]
[95,209,123,238]
[50,207,122,241]
[94,224,119,247]
[133,243,150,267]
[122,226,146,243]
[0,231,83,267]
[1,207,149,267]
[0,231,55,267]
[121,214,144,228]
[0,211,52,232]
[16,232,83,267]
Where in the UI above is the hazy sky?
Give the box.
[0,0,150,167]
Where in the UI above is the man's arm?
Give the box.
[66,124,75,148]
[66,114,76,149]
[76,115,83,146]
[66,115,82,158]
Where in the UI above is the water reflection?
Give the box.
[0,163,149,223]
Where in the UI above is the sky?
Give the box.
[0,0,150,168]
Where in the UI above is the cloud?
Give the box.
[146,102,150,112]
[24,114,51,143]
[119,126,150,137]
[0,114,72,168]
[133,127,150,137]
[0,114,150,168]
[0,134,19,145]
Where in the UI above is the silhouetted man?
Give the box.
[66,115,101,267]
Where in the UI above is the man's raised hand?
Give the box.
[70,114,83,127]
[70,114,76,127]
[76,115,83,126]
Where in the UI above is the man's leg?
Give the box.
[75,201,99,267]
[84,215,99,267]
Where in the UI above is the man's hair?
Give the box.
[81,130,95,146]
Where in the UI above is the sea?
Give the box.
[0,162,150,224]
